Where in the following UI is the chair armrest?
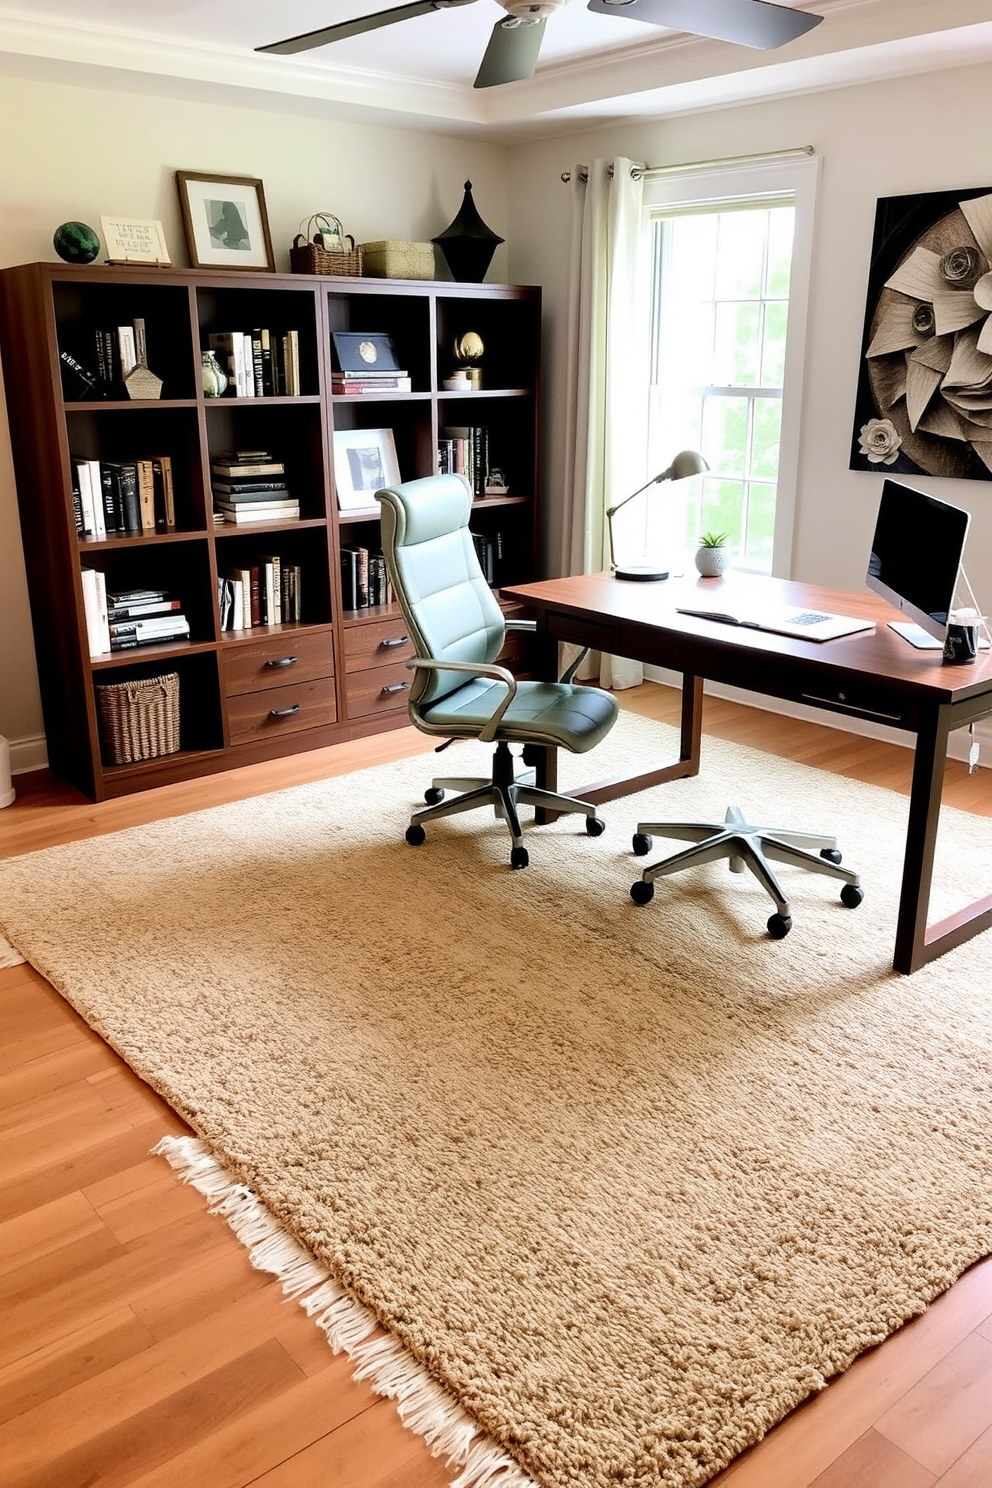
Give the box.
[560,646,589,684]
[407,657,518,742]
[504,619,536,634]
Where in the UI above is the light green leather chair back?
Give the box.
[376,475,506,708]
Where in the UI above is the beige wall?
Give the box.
[0,70,509,762]
[508,62,992,602]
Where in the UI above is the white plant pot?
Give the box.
[695,545,731,577]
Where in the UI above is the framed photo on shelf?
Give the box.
[175,171,274,271]
[333,427,400,510]
[99,216,171,265]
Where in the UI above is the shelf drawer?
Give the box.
[343,618,415,672]
[227,676,337,745]
[346,660,412,719]
[223,630,334,697]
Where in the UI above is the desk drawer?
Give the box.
[224,631,333,696]
[346,660,412,719]
[343,618,414,672]
[227,676,337,745]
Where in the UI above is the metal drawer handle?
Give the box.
[381,681,410,695]
[265,655,298,669]
[269,704,301,717]
[379,635,409,649]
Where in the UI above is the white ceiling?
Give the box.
[0,0,989,140]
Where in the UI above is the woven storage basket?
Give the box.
[290,213,363,277]
[95,672,180,765]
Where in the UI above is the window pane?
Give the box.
[714,211,766,299]
[744,482,776,566]
[765,208,794,296]
[760,301,789,386]
[750,398,782,479]
[669,215,718,301]
[701,396,747,477]
[713,302,761,386]
[699,478,743,548]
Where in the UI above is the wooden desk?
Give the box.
[502,570,992,975]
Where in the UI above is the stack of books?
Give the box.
[80,575,189,656]
[331,369,412,395]
[211,450,299,525]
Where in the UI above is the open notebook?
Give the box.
[675,603,876,642]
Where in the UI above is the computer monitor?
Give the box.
[866,479,971,642]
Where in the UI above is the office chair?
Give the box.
[376,474,619,868]
[629,804,864,938]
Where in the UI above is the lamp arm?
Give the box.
[605,472,667,521]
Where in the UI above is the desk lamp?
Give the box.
[607,449,709,581]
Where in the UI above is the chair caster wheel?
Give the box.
[405,824,427,846]
[510,846,529,870]
[820,847,842,864]
[632,832,653,857]
[630,879,655,905]
[841,884,864,908]
[585,816,606,837]
[767,912,793,939]
[424,787,445,806]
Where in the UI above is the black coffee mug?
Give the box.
[943,623,979,665]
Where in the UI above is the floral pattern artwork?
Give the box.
[850,187,992,481]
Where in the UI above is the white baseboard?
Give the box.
[642,667,991,770]
[7,733,48,775]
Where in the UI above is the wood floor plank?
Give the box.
[874,1333,992,1475]
[0,1306,154,1426]
[6,1340,305,1488]
[0,1038,119,1110]
[0,1114,186,1222]
[808,1428,936,1488]
[936,1423,992,1488]
[242,1395,451,1488]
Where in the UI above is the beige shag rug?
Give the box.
[1,712,990,1488]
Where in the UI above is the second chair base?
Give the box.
[629,803,863,938]
[405,739,605,869]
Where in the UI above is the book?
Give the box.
[211,481,290,497]
[216,501,300,525]
[105,461,141,533]
[75,460,97,538]
[331,377,412,394]
[207,332,249,397]
[133,317,148,367]
[107,598,182,620]
[211,459,285,479]
[135,459,157,533]
[214,497,299,515]
[282,330,300,396]
[117,325,137,376]
[253,553,282,624]
[59,349,97,401]
[106,586,167,605]
[80,567,110,656]
[109,615,190,639]
[151,456,175,529]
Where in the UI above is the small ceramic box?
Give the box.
[360,240,436,280]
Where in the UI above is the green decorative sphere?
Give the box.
[53,222,100,265]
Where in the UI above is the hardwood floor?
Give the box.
[2,685,990,1488]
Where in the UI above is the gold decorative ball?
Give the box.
[453,331,484,364]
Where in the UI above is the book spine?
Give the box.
[133,317,148,366]
[118,463,142,534]
[251,331,264,397]
[136,459,156,533]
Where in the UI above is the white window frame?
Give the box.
[643,155,820,577]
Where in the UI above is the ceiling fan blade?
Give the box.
[258,0,477,55]
[586,0,823,50]
[474,17,547,87]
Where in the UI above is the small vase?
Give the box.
[201,350,228,398]
[695,545,731,577]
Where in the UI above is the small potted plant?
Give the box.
[695,530,731,577]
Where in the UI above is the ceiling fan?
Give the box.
[257,0,824,89]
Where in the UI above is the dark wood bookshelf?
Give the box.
[0,262,541,800]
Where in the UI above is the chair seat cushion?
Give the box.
[421,678,619,753]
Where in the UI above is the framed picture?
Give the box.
[849,186,992,481]
[99,216,171,266]
[333,427,400,510]
[175,171,274,271]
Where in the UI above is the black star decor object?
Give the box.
[432,181,504,283]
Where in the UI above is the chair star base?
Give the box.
[630,804,863,938]
[406,740,605,869]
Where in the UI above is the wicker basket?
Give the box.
[95,672,180,766]
[290,213,363,277]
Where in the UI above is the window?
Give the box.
[641,158,818,576]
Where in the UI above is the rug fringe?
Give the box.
[152,1134,540,1488]
[0,930,26,968]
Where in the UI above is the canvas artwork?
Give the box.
[849,186,992,481]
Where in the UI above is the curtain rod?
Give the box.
[560,145,814,184]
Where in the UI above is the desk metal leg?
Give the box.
[895,703,992,973]
[533,672,704,824]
